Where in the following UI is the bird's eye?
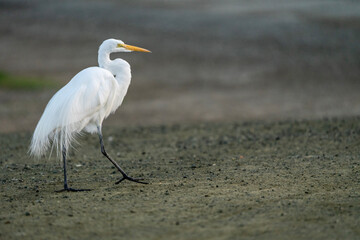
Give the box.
[117,43,124,48]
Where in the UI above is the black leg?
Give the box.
[98,127,148,185]
[62,146,68,189]
[56,145,91,192]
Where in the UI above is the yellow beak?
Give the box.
[118,43,151,53]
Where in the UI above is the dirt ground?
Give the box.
[1,118,359,239]
[0,1,360,239]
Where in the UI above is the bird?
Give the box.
[29,38,151,192]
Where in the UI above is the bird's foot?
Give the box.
[115,174,148,185]
[56,186,91,192]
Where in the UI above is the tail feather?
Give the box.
[29,92,83,159]
[29,126,51,158]
[29,121,81,159]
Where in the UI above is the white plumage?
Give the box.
[29,38,150,191]
[30,66,124,157]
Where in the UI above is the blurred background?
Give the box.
[0,0,359,133]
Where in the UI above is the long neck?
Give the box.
[98,47,131,89]
[98,48,111,69]
[98,48,131,77]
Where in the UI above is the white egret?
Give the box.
[29,38,151,191]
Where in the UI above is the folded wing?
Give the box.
[30,67,118,157]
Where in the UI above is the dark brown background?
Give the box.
[1,0,359,132]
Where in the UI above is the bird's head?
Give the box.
[100,38,151,54]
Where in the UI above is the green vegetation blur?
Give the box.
[0,71,57,90]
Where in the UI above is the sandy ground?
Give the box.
[0,118,359,239]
